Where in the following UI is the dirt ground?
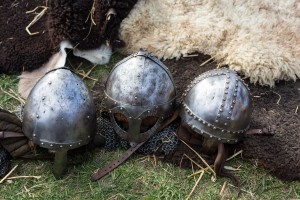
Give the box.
[92,53,300,181]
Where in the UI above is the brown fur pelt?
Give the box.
[0,0,53,73]
[0,0,137,74]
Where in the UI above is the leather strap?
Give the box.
[91,142,145,181]
[246,127,275,135]
[91,110,179,181]
[0,131,25,139]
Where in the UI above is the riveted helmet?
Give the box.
[103,50,177,145]
[179,68,252,151]
[22,67,96,179]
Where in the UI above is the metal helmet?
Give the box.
[179,68,252,152]
[22,67,96,179]
[103,50,177,145]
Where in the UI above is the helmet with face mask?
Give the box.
[22,67,96,179]
[178,68,252,153]
[103,50,177,145]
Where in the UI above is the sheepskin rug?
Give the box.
[119,0,300,86]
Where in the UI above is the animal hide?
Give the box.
[0,0,137,74]
[119,0,300,86]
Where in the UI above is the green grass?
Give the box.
[0,53,299,200]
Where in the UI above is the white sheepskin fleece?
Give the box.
[119,0,300,86]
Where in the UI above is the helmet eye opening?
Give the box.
[140,116,158,133]
[114,113,129,132]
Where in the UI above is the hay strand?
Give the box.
[0,87,25,105]
[199,56,215,67]
[178,136,216,178]
[226,150,243,161]
[185,170,205,200]
[6,175,41,180]
[26,6,48,35]
[0,165,18,184]
[219,181,227,196]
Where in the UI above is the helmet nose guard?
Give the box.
[22,67,96,179]
[103,50,177,144]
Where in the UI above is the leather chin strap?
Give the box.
[245,126,275,135]
[91,110,179,181]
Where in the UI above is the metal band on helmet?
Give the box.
[179,68,252,144]
[22,67,96,178]
[103,50,177,145]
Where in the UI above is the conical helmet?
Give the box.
[103,50,177,145]
[22,67,96,179]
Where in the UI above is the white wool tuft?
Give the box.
[18,41,72,99]
[119,0,300,86]
[73,44,112,65]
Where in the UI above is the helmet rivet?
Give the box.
[135,96,138,100]
[78,142,81,145]
[219,109,223,112]
[88,136,90,138]
[48,81,52,85]
[129,117,132,119]
[70,145,72,147]
[217,114,220,117]
[218,138,221,141]
[210,135,213,138]
[60,145,63,148]
[36,115,39,118]
[148,110,150,113]
[227,117,230,120]
[87,116,90,119]
[215,120,219,123]
[41,142,44,145]
[229,111,232,114]
[120,107,123,110]
[233,93,237,97]
[50,144,53,147]
[33,134,36,137]
[42,96,45,100]
[213,127,216,130]
[224,123,227,126]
